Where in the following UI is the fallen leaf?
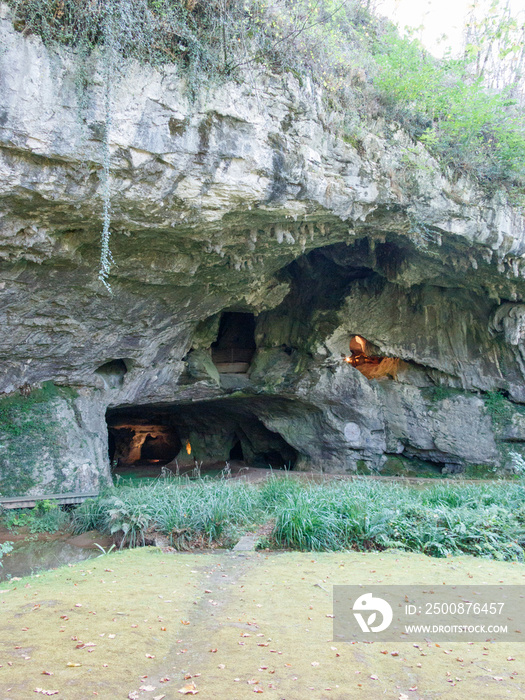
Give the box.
[178,682,199,695]
[139,685,156,691]
[370,675,379,680]
[128,693,140,700]
[145,654,155,659]
[41,672,54,676]
[391,651,400,657]
[180,620,190,626]
[67,662,82,667]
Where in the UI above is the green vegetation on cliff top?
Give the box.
[7,0,525,197]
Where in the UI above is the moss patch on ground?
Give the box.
[1,549,524,698]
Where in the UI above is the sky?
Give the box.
[377,0,524,57]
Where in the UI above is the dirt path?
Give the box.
[0,549,523,699]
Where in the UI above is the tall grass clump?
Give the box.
[71,476,525,561]
[272,479,525,560]
[73,477,262,548]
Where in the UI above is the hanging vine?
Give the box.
[98,0,117,292]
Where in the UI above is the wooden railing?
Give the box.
[0,491,99,509]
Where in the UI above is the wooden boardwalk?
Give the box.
[0,491,99,509]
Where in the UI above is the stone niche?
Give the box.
[211,312,257,374]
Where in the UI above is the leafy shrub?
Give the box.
[484,389,509,422]
[508,451,525,476]
[1,502,70,533]
[373,31,525,191]
[0,541,14,567]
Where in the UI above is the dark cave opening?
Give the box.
[229,439,244,461]
[211,312,256,373]
[95,358,130,389]
[106,397,298,476]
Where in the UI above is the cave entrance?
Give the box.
[229,439,244,461]
[211,312,256,373]
[106,396,298,478]
[107,415,182,470]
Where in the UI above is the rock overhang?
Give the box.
[1,6,525,494]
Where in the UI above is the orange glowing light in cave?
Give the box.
[186,441,192,455]
[343,334,400,380]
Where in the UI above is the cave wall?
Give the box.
[2,2,525,494]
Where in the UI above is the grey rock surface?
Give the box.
[1,4,525,494]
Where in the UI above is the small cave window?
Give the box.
[345,335,400,380]
[211,312,256,374]
[95,359,129,389]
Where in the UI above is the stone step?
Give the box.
[232,534,259,552]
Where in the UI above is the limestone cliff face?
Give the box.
[1,3,525,495]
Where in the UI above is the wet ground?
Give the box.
[0,530,114,582]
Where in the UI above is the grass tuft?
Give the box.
[64,476,525,561]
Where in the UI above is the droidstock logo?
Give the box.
[352,592,393,633]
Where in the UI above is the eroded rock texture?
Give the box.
[1,5,525,495]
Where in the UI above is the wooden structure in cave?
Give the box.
[211,312,256,374]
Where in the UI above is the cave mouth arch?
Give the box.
[211,311,256,373]
[106,396,298,477]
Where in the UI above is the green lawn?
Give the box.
[1,548,524,699]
